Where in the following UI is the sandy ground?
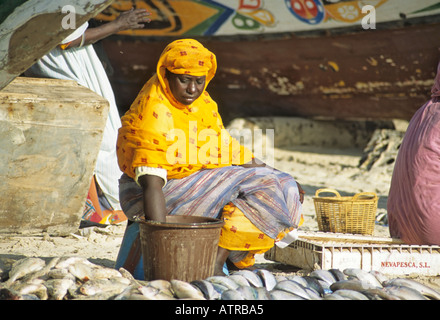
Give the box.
[1,117,440,292]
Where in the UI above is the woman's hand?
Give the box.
[296,182,305,204]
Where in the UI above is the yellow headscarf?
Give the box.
[117,39,253,180]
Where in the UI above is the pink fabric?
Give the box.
[387,62,440,245]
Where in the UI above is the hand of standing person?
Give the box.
[113,7,151,30]
[65,8,151,48]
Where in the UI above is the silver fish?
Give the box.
[232,270,263,287]
[114,285,140,300]
[44,278,75,300]
[153,292,179,300]
[237,285,257,300]
[221,289,245,300]
[275,275,288,282]
[10,281,48,300]
[270,289,306,300]
[324,293,347,300]
[310,269,337,285]
[304,287,323,300]
[206,276,239,290]
[287,275,309,288]
[254,287,271,300]
[21,257,61,282]
[256,269,277,291]
[362,288,401,300]
[6,257,46,284]
[211,282,229,295]
[228,274,250,287]
[73,289,126,300]
[316,279,332,294]
[78,278,129,297]
[47,268,76,281]
[333,289,369,300]
[369,270,389,285]
[55,256,93,269]
[274,280,312,300]
[330,279,377,292]
[148,279,174,297]
[343,268,382,288]
[191,280,220,300]
[115,286,152,300]
[118,268,147,288]
[20,294,41,300]
[68,262,95,282]
[42,257,61,271]
[119,293,152,300]
[111,276,132,286]
[91,266,123,280]
[170,279,205,299]
[385,285,428,300]
[303,276,325,296]
[0,287,22,300]
[10,277,44,286]
[384,278,440,300]
[118,267,136,281]
[138,285,176,300]
[329,269,347,282]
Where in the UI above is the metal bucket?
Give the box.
[138,215,224,282]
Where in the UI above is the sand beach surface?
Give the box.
[1,117,439,292]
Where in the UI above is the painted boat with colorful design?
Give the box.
[93,0,440,122]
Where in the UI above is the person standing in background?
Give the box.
[387,61,440,245]
[25,8,151,225]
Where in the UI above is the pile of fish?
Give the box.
[1,256,440,300]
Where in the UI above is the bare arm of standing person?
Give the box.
[64,8,150,48]
[137,174,167,222]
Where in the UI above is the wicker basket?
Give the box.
[313,188,378,235]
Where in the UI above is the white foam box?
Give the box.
[265,231,440,276]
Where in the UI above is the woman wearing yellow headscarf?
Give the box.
[115,39,303,279]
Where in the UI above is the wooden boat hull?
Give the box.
[93,0,440,121]
[102,21,440,122]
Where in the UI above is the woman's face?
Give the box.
[166,70,206,105]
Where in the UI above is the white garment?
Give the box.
[25,23,122,210]
[275,229,298,248]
